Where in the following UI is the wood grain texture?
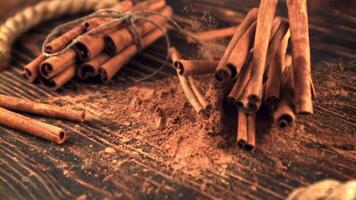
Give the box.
[0,0,355,199]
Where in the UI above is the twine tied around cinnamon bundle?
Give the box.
[41,8,198,82]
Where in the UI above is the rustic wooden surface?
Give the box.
[0,0,355,199]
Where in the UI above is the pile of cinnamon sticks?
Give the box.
[22,0,172,90]
[171,0,314,150]
[0,94,86,144]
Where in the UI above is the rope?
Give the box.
[287,179,356,200]
[0,0,119,71]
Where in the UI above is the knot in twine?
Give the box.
[42,9,197,82]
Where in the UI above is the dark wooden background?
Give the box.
[0,0,355,199]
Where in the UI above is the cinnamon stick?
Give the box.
[39,49,77,79]
[99,29,165,83]
[264,23,290,109]
[77,53,110,80]
[287,0,313,114]
[227,61,252,107]
[175,60,218,76]
[177,73,204,114]
[82,1,133,31]
[0,94,85,122]
[246,114,256,150]
[236,111,248,147]
[188,77,210,110]
[242,0,278,112]
[186,26,238,44]
[22,54,46,83]
[215,8,258,81]
[104,6,172,55]
[40,64,76,90]
[274,63,296,129]
[225,21,256,77]
[0,107,67,144]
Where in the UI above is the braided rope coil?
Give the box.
[287,179,356,200]
[0,0,119,70]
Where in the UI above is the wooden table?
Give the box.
[0,1,355,199]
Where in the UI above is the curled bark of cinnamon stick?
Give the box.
[40,64,76,91]
[188,77,210,110]
[175,60,218,76]
[177,73,204,114]
[0,107,67,144]
[226,21,256,77]
[228,61,252,108]
[215,8,258,81]
[77,53,110,80]
[104,6,172,55]
[275,62,296,129]
[39,49,77,79]
[186,26,238,44]
[45,26,84,54]
[99,29,165,83]
[246,114,256,150]
[264,23,290,109]
[0,94,85,122]
[22,54,46,83]
[240,0,279,113]
[287,0,313,115]
[237,111,248,147]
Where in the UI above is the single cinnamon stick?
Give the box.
[246,114,256,150]
[236,111,248,147]
[82,1,133,31]
[242,0,278,111]
[0,107,67,144]
[264,23,290,109]
[168,47,181,63]
[39,49,77,79]
[286,0,313,115]
[99,29,165,83]
[186,26,238,44]
[175,60,218,76]
[77,53,110,80]
[226,21,256,77]
[22,54,46,83]
[177,73,204,114]
[215,8,258,81]
[227,61,253,106]
[0,94,85,122]
[40,64,76,91]
[104,6,173,55]
[274,64,296,129]
[45,26,84,54]
[188,77,210,110]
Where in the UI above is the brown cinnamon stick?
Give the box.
[0,107,67,144]
[237,111,248,147]
[177,73,204,114]
[287,0,313,114]
[242,0,278,112]
[82,1,133,31]
[40,64,76,90]
[0,94,85,122]
[175,60,218,76]
[186,26,238,44]
[22,54,46,82]
[264,23,290,109]
[246,114,256,150]
[274,63,296,129]
[188,77,210,110]
[215,8,258,81]
[99,29,165,83]
[77,53,110,80]
[39,49,77,79]
[225,21,256,77]
[104,6,173,55]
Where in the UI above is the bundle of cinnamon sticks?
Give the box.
[171,0,314,150]
[22,0,172,90]
[0,94,86,144]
